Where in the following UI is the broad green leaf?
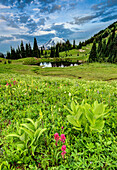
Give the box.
[31,145,37,156]
[21,123,34,133]
[73,127,82,131]
[67,115,81,127]
[84,103,94,124]
[75,109,83,121]
[20,127,34,140]
[17,144,24,150]
[93,102,106,116]
[6,134,21,139]
[64,105,74,115]
[36,128,46,142]
[25,118,35,128]
[91,119,104,132]
[71,101,79,114]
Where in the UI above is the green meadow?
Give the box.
[0,59,117,169]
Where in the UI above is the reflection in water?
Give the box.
[39,62,81,68]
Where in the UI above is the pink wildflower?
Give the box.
[61,126,64,129]
[61,151,66,158]
[6,83,9,86]
[13,81,16,85]
[54,133,59,146]
[61,145,66,151]
[61,145,66,159]
[60,134,66,143]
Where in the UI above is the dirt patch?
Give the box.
[79,49,85,52]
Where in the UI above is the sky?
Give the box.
[0,0,117,54]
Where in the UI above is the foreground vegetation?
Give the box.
[0,71,117,169]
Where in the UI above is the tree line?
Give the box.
[89,26,117,63]
[6,38,77,59]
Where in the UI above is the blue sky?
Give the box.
[0,0,117,53]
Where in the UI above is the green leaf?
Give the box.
[17,144,24,150]
[20,127,34,140]
[25,118,35,129]
[31,145,37,156]
[64,105,74,115]
[67,115,81,127]
[21,123,34,133]
[84,103,94,124]
[71,101,79,114]
[73,127,82,131]
[93,102,107,116]
[6,134,21,139]
[91,118,104,132]
[36,128,46,142]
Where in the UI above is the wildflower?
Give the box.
[6,83,9,86]
[97,90,99,94]
[61,151,66,159]
[61,145,66,159]
[61,145,66,151]
[54,133,59,146]
[61,126,64,129]
[60,134,66,143]
[69,92,71,97]
[9,84,11,86]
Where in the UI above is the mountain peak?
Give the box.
[44,37,66,49]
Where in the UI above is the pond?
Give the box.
[39,61,82,68]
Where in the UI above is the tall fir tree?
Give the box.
[28,43,32,57]
[20,41,25,58]
[25,43,29,58]
[73,40,75,49]
[7,51,11,59]
[50,47,55,58]
[55,44,59,57]
[10,47,16,59]
[41,47,43,55]
[33,37,38,57]
[89,40,97,62]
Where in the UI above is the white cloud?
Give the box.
[1,37,26,44]
[0,4,11,9]
[33,30,56,36]
[33,8,40,11]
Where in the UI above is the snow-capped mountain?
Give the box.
[43,37,66,49]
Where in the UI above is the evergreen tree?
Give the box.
[55,44,59,57]
[97,38,102,53]
[7,51,11,59]
[28,43,32,57]
[89,40,97,62]
[33,38,38,57]
[38,49,41,58]
[25,43,29,58]
[41,47,43,55]
[10,47,16,59]
[73,40,75,49]
[77,41,82,49]
[50,47,55,58]
[20,41,25,58]
[112,26,115,41]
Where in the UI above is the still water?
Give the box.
[39,62,81,68]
